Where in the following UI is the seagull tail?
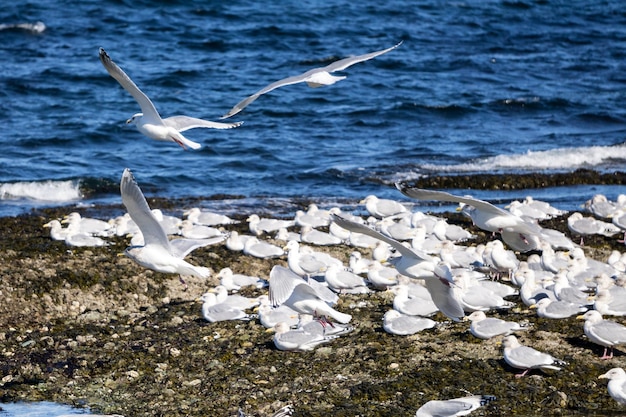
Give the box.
[329,310,352,324]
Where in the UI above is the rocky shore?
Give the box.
[1,184,626,416]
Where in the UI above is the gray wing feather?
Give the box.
[324,41,402,72]
[221,41,401,119]
[424,278,464,322]
[120,169,171,250]
[99,48,161,120]
[170,236,226,259]
[330,214,433,261]
[163,115,243,131]
[269,265,307,307]
[396,183,510,217]
[222,72,316,119]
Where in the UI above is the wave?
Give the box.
[0,21,46,33]
[419,143,626,174]
[0,180,82,202]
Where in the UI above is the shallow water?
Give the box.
[0,401,113,416]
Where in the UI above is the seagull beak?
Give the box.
[125,118,132,124]
[575,314,586,320]
[265,327,276,333]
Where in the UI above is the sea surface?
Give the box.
[1,0,626,219]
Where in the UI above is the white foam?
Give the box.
[0,180,82,202]
[420,143,626,173]
[0,21,46,33]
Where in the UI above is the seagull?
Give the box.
[395,184,545,252]
[382,310,437,336]
[217,267,267,291]
[567,212,621,244]
[531,298,587,319]
[501,335,566,377]
[323,264,371,294]
[331,213,465,322]
[269,321,340,352]
[221,41,402,119]
[598,368,626,405]
[414,394,496,417]
[119,168,224,279]
[268,265,352,324]
[361,194,408,219]
[99,48,242,150]
[467,311,528,340]
[200,292,256,323]
[578,310,626,359]
[183,207,238,226]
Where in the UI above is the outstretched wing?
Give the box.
[396,183,510,217]
[330,213,433,262]
[221,41,401,119]
[170,236,226,259]
[221,71,316,119]
[120,168,170,250]
[163,115,243,131]
[269,265,308,307]
[99,48,161,121]
[324,41,402,72]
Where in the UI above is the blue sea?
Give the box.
[1,0,625,219]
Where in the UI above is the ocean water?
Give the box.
[0,401,106,416]
[1,0,625,218]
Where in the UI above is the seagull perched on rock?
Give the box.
[599,368,626,405]
[414,394,496,417]
[501,335,566,377]
[578,310,626,359]
[99,48,242,150]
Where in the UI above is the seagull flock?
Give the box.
[39,43,626,415]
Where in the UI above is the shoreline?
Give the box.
[0,199,625,416]
[2,169,625,220]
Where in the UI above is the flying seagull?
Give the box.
[120,168,224,279]
[221,41,402,119]
[330,213,465,322]
[99,48,242,150]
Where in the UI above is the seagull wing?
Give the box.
[330,213,433,262]
[163,115,243,131]
[269,265,308,307]
[324,41,402,72]
[99,48,161,121]
[396,183,510,217]
[120,168,170,250]
[170,236,226,259]
[424,276,465,322]
[417,399,474,416]
[221,71,316,119]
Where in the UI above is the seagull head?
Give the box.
[126,113,143,125]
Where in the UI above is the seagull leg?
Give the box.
[314,313,334,329]
[173,138,187,150]
[515,369,529,378]
[600,347,614,360]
